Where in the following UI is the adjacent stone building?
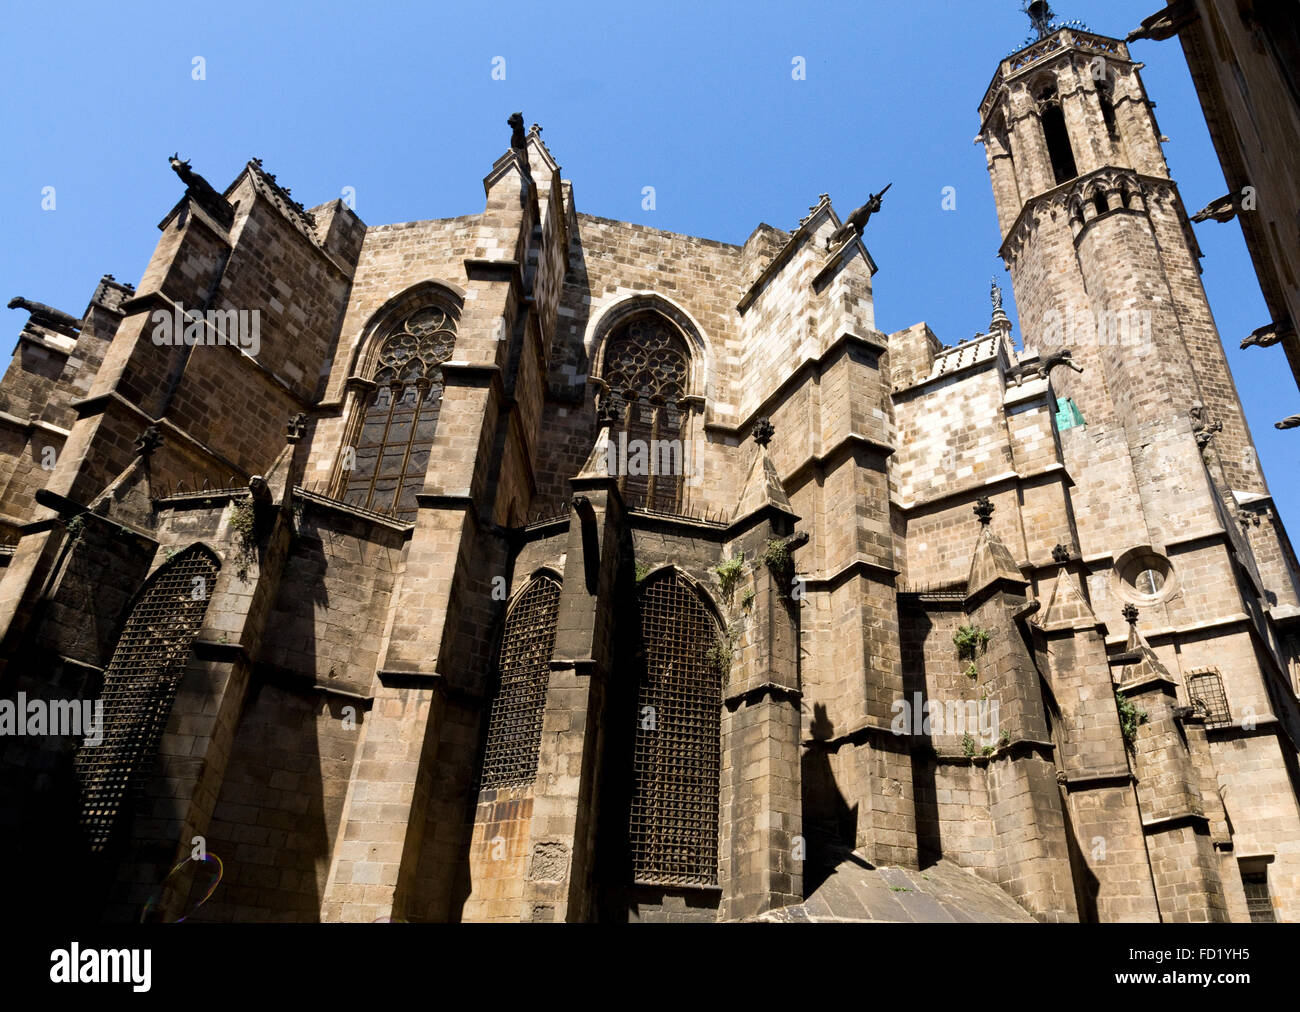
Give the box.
[2,12,1299,923]
[1128,1,1300,415]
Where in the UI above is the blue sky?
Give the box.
[2,0,1295,529]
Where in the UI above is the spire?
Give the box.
[967,498,1027,598]
[989,277,1012,343]
[1025,1,1055,39]
[84,424,163,526]
[1017,2,1088,49]
[249,413,309,507]
[1118,605,1176,685]
[574,392,620,483]
[1037,544,1098,631]
[732,417,796,525]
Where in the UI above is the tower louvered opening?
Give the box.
[630,571,721,887]
[75,546,219,852]
[480,575,562,790]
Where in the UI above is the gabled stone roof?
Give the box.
[232,158,321,246]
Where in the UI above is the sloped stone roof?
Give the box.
[757,855,1033,923]
[929,333,998,380]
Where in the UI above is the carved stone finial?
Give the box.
[286,413,308,444]
[991,277,1004,312]
[752,417,775,448]
[1026,1,1056,39]
[1122,603,1139,626]
[133,425,163,458]
[974,496,994,525]
[1051,543,1070,563]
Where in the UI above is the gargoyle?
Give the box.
[1125,0,1197,43]
[1241,318,1293,349]
[1006,348,1084,386]
[1191,192,1239,224]
[168,153,234,227]
[7,296,81,335]
[506,113,533,180]
[828,183,891,249]
[507,112,528,154]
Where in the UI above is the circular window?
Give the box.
[1114,549,1174,604]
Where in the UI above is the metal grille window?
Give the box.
[343,306,457,521]
[1187,669,1232,728]
[603,316,689,513]
[75,546,219,852]
[630,571,721,886]
[480,575,561,790]
[1242,870,1276,923]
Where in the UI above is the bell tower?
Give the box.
[976,4,1300,923]
[978,2,1277,557]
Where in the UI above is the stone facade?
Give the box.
[1,19,1299,924]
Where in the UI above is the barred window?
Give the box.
[631,570,722,886]
[602,315,689,513]
[76,545,219,852]
[1241,868,1276,923]
[343,305,457,521]
[1187,668,1232,728]
[480,575,562,790]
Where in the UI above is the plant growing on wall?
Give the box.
[1115,690,1148,747]
[954,624,991,679]
[712,554,745,601]
[65,515,85,541]
[229,497,258,581]
[759,538,791,576]
[705,632,733,678]
[961,733,976,758]
[634,561,651,583]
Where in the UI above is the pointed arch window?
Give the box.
[1098,82,1121,145]
[75,545,220,852]
[602,315,690,513]
[1037,86,1078,185]
[630,570,722,886]
[480,574,562,790]
[343,305,457,521]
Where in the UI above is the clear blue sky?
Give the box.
[2,1,1295,530]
